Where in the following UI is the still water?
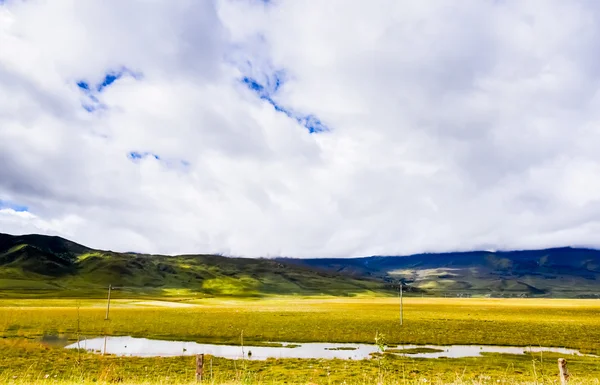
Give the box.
[65,336,590,360]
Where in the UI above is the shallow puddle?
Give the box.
[65,336,592,360]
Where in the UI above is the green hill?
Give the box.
[4,232,600,298]
[0,233,388,298]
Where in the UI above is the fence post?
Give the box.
[196,354,204,382]
[558,358,569,384]
[105,284,112,320]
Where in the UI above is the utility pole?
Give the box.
[105,284,112,320]
[399,282,403,326]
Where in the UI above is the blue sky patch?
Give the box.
[128,151,164,162]
[97,69,134,92]
[98,73,121,91]
[241,73,330,133]
[297,114,328,134]
[128,151,144,160]
[128,151,159,161]
[242,76,265,95]
[77,81,90,91]
[76,67,142,112]
[0,200,29,212]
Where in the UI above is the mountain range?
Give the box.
[278,248,600,297]
[1,232,600,298]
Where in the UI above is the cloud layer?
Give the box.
[2,0,600,257]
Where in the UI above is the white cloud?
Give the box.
[2,0,600,257]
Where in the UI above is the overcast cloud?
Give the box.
[2,0,600,257]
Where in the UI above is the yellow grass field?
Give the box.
[2,297,600,352]
[2,297,600,384]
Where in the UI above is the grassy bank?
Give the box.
[1,339,600,384]
[1,298,600,354]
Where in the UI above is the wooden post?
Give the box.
[102,335,107,356]
[399,283,404,326]
[105,284,112,320]
[196,354,204,382]
[558,358,569,384]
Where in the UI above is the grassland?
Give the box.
[2,298,600,354]
[2,297,600,384]
[2,338,600,384]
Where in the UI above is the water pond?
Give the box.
[65,337,592,360]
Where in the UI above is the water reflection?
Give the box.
[65,336,592,360]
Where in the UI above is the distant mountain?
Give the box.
[3,232,599,298]
[0,233,388,298]
[277,248,600,297]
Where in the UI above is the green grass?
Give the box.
[1,338,600,384]
[386,348,445,354]
[2,298,600,354]
[2,298,600,384]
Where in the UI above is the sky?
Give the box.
[2,0,600,258]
